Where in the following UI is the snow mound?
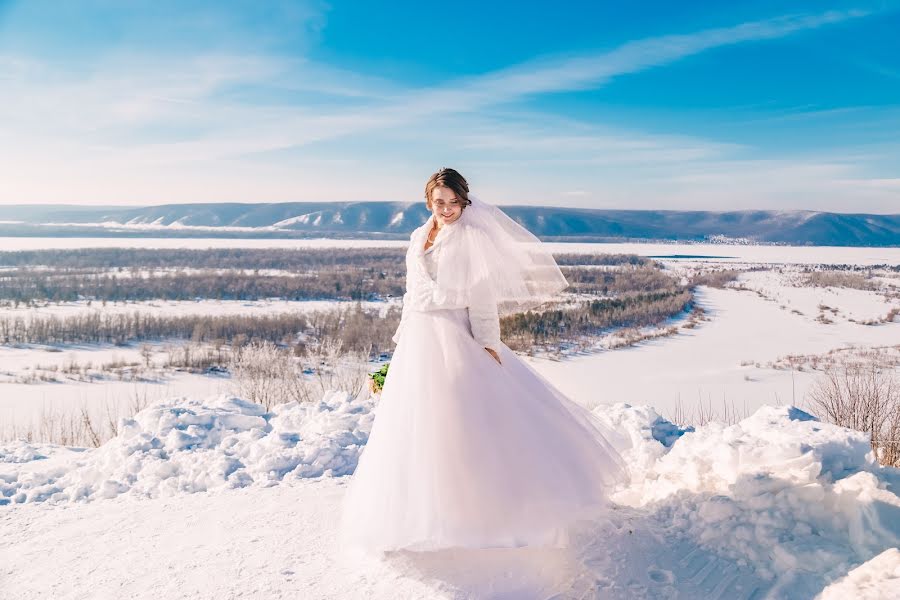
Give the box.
[3,395,899,597]
[0,442,51,464]
[599,404,900,593]
[0,391,374,505]
[816,548,900,599]
[622,405,876,503]
[590,403,692,482]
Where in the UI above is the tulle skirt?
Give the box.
[339,307,626,553]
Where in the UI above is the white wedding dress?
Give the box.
[339,207,626,554]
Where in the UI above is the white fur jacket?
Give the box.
[391,215,501,352]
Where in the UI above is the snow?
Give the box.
[607,404,900,592]
[2,247,897,462]
[2,240,899,597]
[272,213,314,227]
[528,278,899,420]
[42,220,277,233]
[0,297,396,320]
[2,395,898,598]
[0,236,406,251]
[2,237,899,265]
[816,548,900,599]
[0,298,398,431]
[0,391,372,504]
[736,269,895,323]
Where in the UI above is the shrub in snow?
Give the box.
[229,339,373,409]
[807,360,900,467]
[230,341,307,409]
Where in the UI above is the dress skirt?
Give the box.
[339,307,626,553]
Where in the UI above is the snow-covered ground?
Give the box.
[2,248,898,439]
[2,241,899,597]
[1,393,897,599]
[0,297,395,320]
[2,237,899,265]
[530,278,899,420]
[0,298,398,436]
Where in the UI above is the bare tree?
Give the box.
[807,360,900,466]
[229,341,303,410]
[229,338,374,410]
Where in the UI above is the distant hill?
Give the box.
[0,202,897,246]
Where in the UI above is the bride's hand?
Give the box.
[485,347,501,364]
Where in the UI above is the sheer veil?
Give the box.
[433,193,569,316]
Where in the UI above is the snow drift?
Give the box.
[0,391,373,504]
[600,403,900,594]
[2,393,898,597]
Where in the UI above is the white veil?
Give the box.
[431,193,569,316]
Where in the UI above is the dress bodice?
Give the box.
[391,219,502,352]
[422,241,439,279]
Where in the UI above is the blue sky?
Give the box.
[1,1,898,212]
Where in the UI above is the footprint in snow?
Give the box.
[647,567,675,585]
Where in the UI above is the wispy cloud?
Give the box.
[415,10,868,105]
[0,5,895,212]
[280,10,872,150]
[1,9,871,160]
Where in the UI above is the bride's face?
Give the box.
[430,186,463,227]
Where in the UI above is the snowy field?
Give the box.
[0,297,395,320]
[2,236,899,265]
[1,239,899,598]
[533,268,900,421]
[2,264,897,433]
[0,298,395,436]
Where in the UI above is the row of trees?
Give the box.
[0,270,404,303]
[0,250,660,304]
[2,286,693,359]
[502,289,692,352]
[1,251,690,358]
[0,247,408,270]
[0,247,652,270]
[0,304,402,359]
[562,265,679,295]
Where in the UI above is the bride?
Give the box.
[340,168,626,553]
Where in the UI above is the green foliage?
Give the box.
[370,363,390,393]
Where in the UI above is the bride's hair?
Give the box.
[425,167,472,211]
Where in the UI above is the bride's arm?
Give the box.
[469,303,501,363]
[392,232,422,345]
[391,295,410,345]
[467,278,502,363]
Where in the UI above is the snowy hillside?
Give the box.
[2,392,898,599]
[1,202,898,245]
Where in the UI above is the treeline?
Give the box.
[561,265,678,295]
[0,305,402,358]
[802,264,900,273]
[0,248,650,270]
[0,270,405,303]
[0,249,661,304]
[0,247,407,270]
[0,248,691,356]
[803,271,878,291]
[554,253,652,267]
[2,289,691,358]
[501,289,692,352]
